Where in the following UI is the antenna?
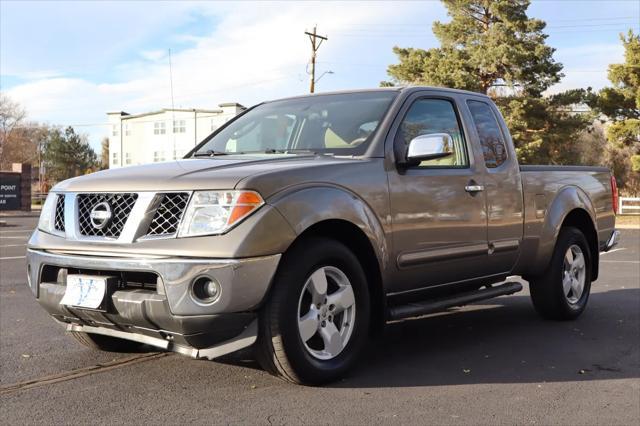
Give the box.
[168,49,176,159]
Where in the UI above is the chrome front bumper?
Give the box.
[27,249,280,315]
[26,248,281,356]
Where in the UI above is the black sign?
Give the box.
[0,174,21,210]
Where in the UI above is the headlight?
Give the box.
[38,192,58,234]
[178,190,264,237]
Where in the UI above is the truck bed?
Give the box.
[518,164,616,274]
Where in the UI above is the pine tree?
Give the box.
[384,0,591,164]
[43,126,98,183]
[589,30,639,191]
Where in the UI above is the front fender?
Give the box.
[268,185,389,271]
[529,185,596,274]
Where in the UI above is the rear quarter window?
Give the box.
[467,100,508,168]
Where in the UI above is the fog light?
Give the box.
[191,276,221,304]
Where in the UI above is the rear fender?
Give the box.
[527,185,597,275]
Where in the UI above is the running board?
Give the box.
[388,281,523,321]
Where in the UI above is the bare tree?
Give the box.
[0,92,27,167]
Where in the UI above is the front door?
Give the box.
[387,94,489,294]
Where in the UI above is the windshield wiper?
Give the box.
[262,148,317,154]
[193,149,229,157]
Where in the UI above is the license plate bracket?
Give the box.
[60,275,118,311]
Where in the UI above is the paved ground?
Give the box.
[0,217,638,425]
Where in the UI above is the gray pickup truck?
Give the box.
[28,87,619,384]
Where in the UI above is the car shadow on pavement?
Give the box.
[331,288,639,388]
[217,288,639,387]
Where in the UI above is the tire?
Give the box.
[529,226,592,320]
[70,331,146,352]
[255,237,371,385]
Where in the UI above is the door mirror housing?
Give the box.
[404,133,454,165]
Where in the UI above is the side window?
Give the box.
[467,100,508,168]
[396,99,469,167]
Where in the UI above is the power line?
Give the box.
[341,16,637,28]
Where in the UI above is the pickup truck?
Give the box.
[28,87,619,385]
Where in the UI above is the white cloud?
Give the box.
[5,1,432,149]
[140,50,167,62]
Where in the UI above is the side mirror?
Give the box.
[405,133,454,163]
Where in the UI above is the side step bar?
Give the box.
[388,281,523,321]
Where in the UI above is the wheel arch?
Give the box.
[269,186,389,333]
[525,185,599,281]
[560,208,599,281]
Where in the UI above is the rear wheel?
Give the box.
[255,238,370,385]
[70,331,146,352]
[529,226,592,320]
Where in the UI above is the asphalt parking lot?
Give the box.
[0,216,638,425]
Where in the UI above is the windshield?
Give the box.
[192,91,397,156]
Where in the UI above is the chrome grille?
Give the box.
[77,193,137,237]
[146,193,189,236]
[54,195,65,232]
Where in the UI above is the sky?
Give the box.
[1,0,639,151]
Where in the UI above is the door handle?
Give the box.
[465,184,484,193]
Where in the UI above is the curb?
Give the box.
[617,224,640,230]
[0,212,41,219]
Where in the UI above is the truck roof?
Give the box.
[265,86,491,103]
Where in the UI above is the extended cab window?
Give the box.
[396,99,469,167]
[467,100,508,168]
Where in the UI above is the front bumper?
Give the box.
[26,249,281,356]
[602,229,620,252]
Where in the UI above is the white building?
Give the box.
[107,103,245,168]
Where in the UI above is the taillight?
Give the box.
[610,174,619,215]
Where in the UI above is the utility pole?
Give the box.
[305,26,327,93]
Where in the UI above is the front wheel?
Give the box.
[529,226,592,320]
[255,238,370,385]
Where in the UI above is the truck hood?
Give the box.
[53,155,361,194]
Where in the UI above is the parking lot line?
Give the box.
[0,256,26,260]
[0,229,34,234]
[601,248,626,255]
[601,260,639,264]
[0,244,26,248]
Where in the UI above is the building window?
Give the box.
[211,120,219,132]
[173,120,186,133]
[112,124,119,137]
[154,121,166,135]
[153,151,165,162]
[112,152,119,165]
[124,123,131,136]
[125,152,131,165]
